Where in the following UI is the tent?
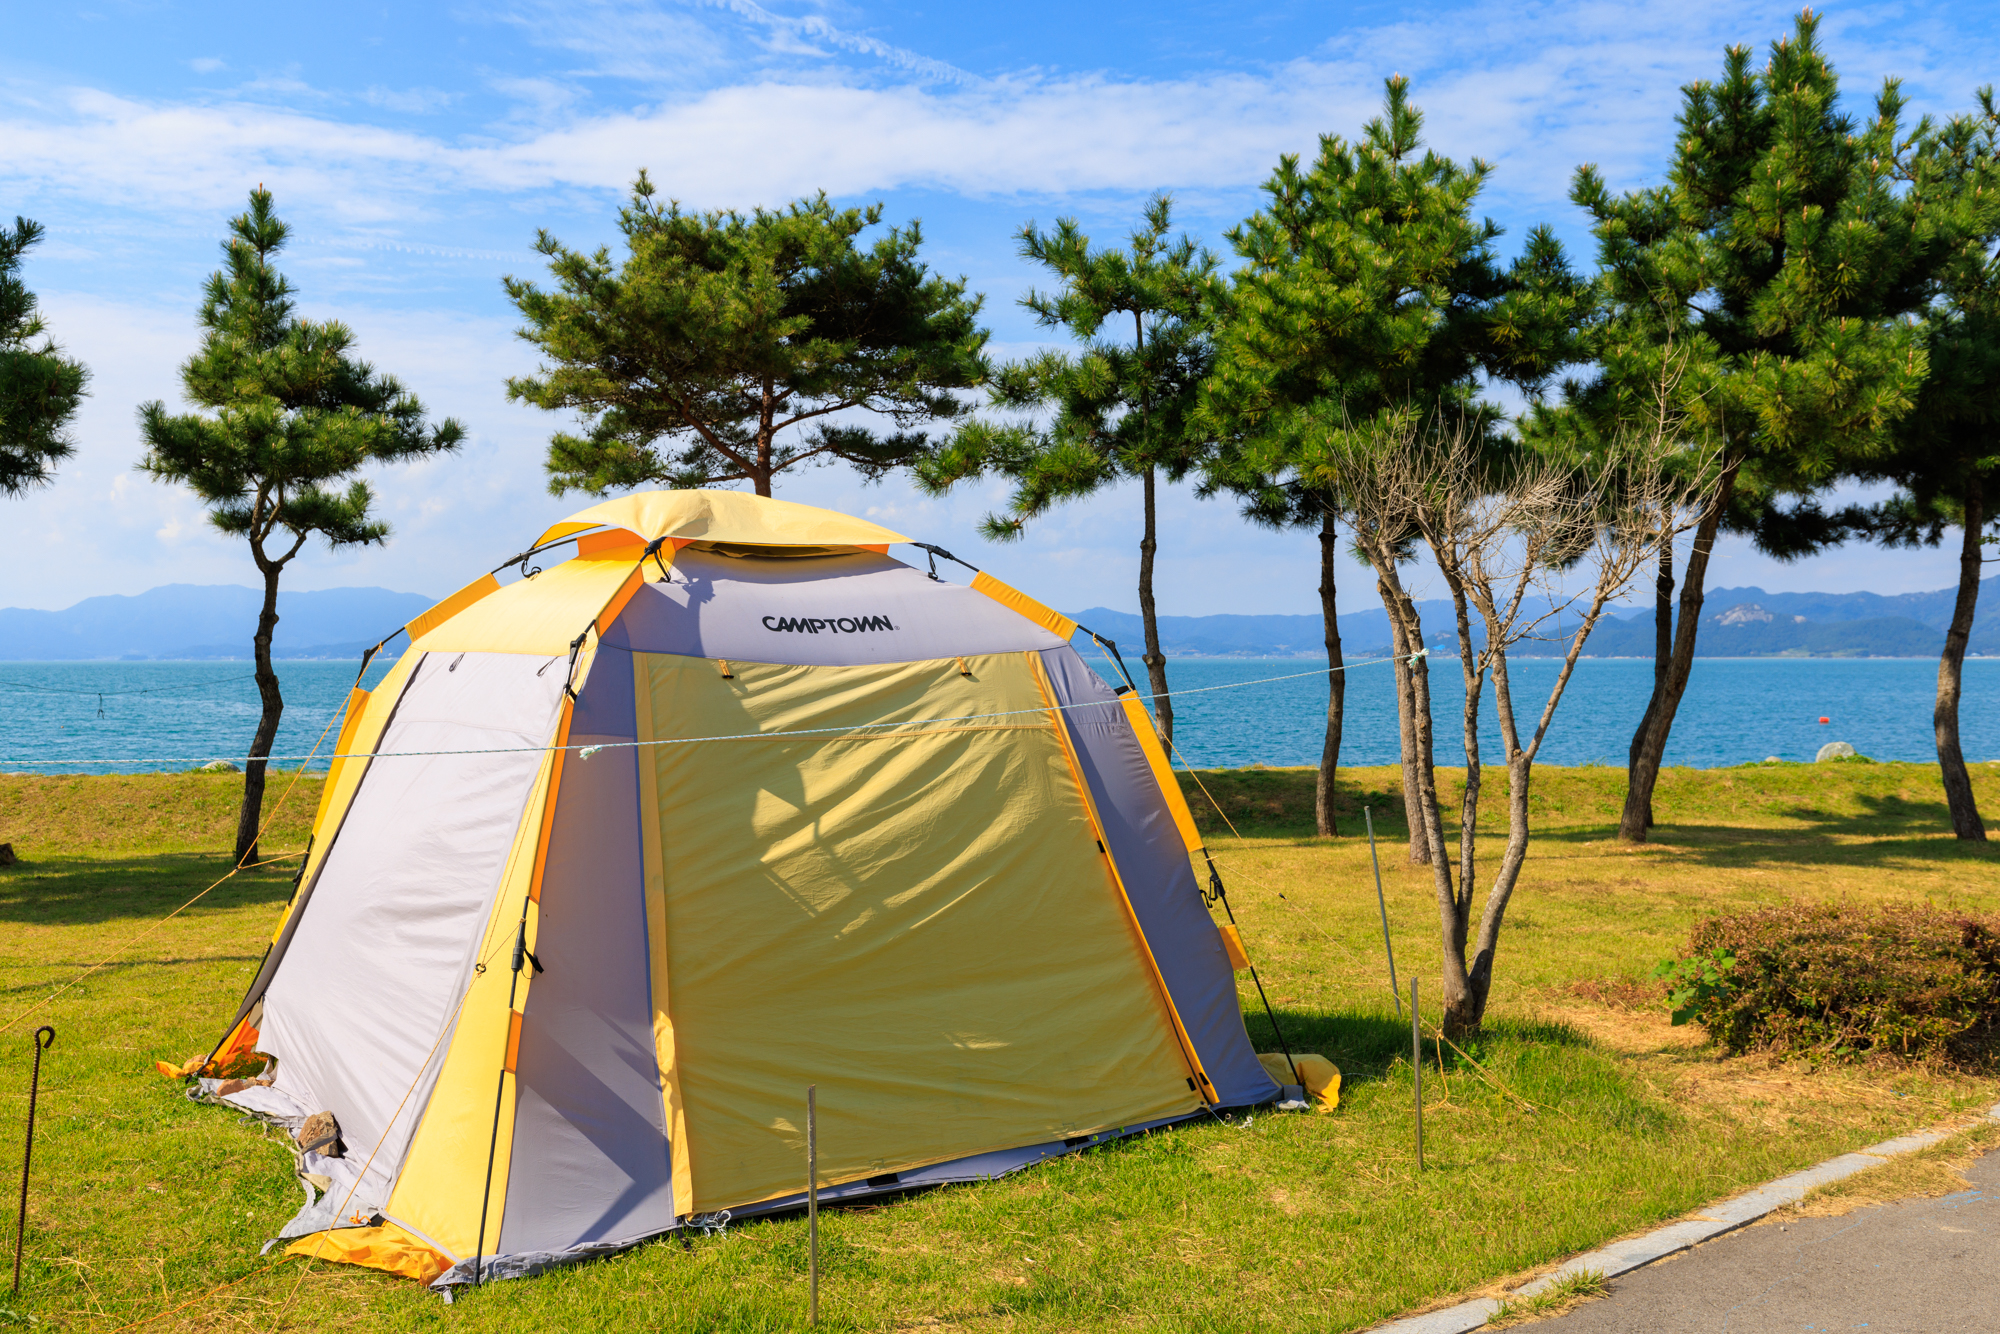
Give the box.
[184,489,1287,1290]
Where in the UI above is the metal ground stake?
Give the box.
[1365,808,1400,1016]
[14,1025,54,1296]
[807,1084,819,1326]
[1411,981,1423,1171]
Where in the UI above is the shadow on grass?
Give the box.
[1244,1005,1599,1085]
[0,953,268,997]
[0,853,295,926]
[1185,765,2000,855]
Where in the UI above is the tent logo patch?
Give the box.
[761,614,896,634]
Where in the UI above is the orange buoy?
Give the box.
[1818,716,1830,724]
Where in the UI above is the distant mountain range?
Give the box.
[2,575,1991,661]
[0,585,436,660]
[1065,576,2000,659]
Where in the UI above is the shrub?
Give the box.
[1654,902,2000,1064]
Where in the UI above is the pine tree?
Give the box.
[914,195,1221,745]
[1563,13,1948,842]
[1852,89,2000,841]
[0,218,87,495]
[1202,77,1589,840]
[140,189,463,867]
[506,174,989,497]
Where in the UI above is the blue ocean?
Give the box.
[1,653,1993,774]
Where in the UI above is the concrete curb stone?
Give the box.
[1364,1101,2000,1334]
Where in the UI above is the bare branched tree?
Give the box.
[1329,406,1718,1032]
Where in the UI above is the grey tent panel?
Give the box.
[259,651,568,1203]
[499,653,677,1255]
[604,547,1062,666]
[570,641,636,736]
[1037,647,1279,1108]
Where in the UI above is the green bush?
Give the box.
[1655,902,2000,1064]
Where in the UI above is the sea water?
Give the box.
[1144,654,2000,770]
[0,655,1994,774]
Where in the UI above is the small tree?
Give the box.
[1,217,87,495]
[140,189,463,867]
[914,195,1221,745]
[1854,90,2000,841]
[506,174,990,497]
[1203,77,1590,841]
[1326,406,1716,1032]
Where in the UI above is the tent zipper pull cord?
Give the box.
[1202,850,1300,1089]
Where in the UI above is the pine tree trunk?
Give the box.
[235,562,286,868]
[1138,466,1173,747]
[754,381,776,497]
[1619,461,1738,843]
[1936,476,1987,841]
[1315,506,1343,837]
[1625,539,1676,830]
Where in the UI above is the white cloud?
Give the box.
[362,86,458,115]
[6,0,1994,615]
[187,57,226,74]
[9,1,1995,243]
[479,0,975,87]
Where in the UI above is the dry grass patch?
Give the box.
[1776,1120,2000,1222]
[1487,1269,1611,1327]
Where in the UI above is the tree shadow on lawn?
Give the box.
[0,853,295,927]
[1243,1005,1596,1083]
[1219,780,1996,848]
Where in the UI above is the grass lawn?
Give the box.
[0,761,1996,1332]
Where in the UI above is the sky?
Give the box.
[5,0,1998,616]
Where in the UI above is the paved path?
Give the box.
[1533,1148,1998,1333]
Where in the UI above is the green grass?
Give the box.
[0,764,1996,1332]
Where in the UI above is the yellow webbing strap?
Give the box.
[405,573,501,643]
[1116,692,1204,854]
[970,571,1077,641]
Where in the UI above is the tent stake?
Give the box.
[14,1026,54,1296]
[1411,980,1423,1172]
[807,1084,819,1326]
[1365,808,1401,1017]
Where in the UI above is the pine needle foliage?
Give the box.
[914,194,1222,744]
[1198,76,1590,838]
[505,173,990,498]
[138,188,463,866]
[1545,12,1965,843]
[0,217,88,495]
[1204,76,1588,475]
[1851,88,2000,841]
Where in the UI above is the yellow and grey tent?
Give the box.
[189,490,1284,1290]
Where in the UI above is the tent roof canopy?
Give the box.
[531,490,911,556]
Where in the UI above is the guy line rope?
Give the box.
[0,650,1424,770]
